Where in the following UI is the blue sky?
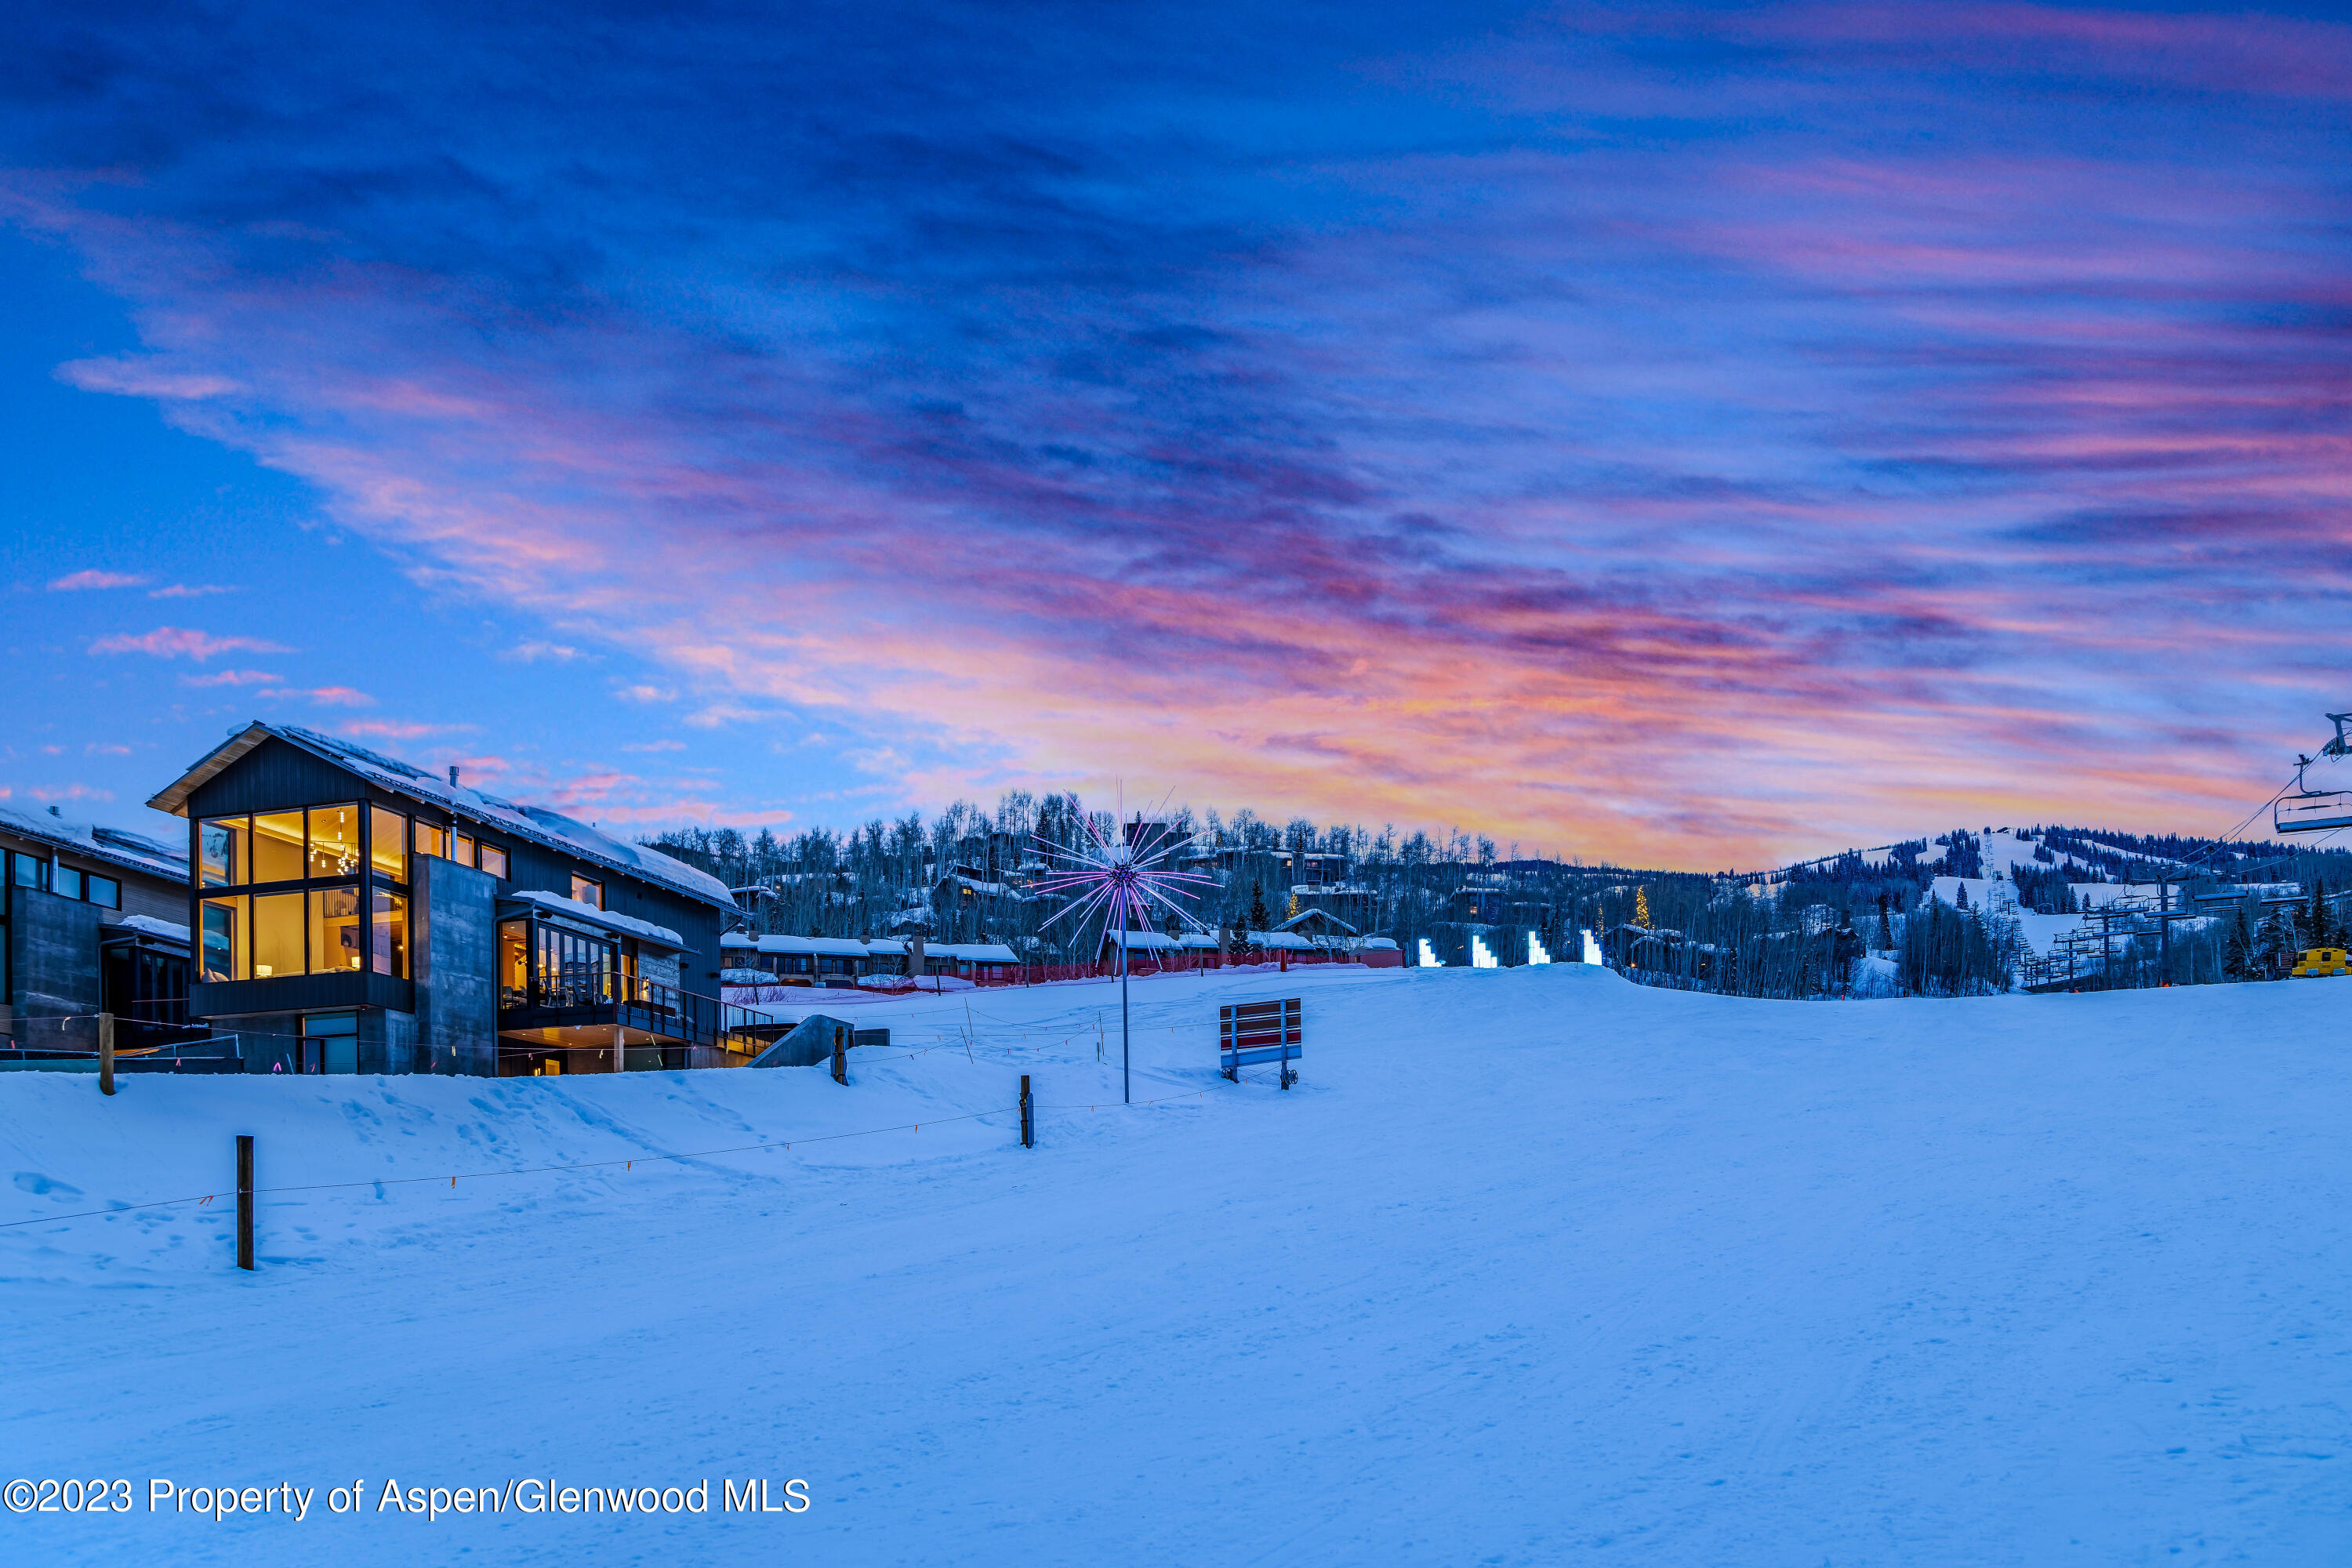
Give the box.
[3,2,2349,866]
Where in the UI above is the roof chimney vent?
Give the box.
[47,804,61,817]
[448,765,461,788]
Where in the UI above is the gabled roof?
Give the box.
[1276,907,1361,936]
[147,722,733,909]
[0,801,187,882]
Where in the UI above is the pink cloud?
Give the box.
[180,668,284,687]
[91,626,293,660]
[49,569,148,591]
[258,685,375,707]
[336,720,467,741]
[148,583,234,599]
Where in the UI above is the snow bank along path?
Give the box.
[4,964,2348,1565]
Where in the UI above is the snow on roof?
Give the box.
[0,801,187,883]
[147,723,731,909]
[757,934,870,957]
[1247,931,1316,950]
[108,914,192,945]
[934,942,1018,964]
[503,890,684,949]
[1105,929,1183,951]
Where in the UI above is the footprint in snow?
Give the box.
[13,1172,84,1199]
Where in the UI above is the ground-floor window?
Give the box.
[300,1011,359,1075]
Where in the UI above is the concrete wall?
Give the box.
[224,1010,303,1073]
[6,887,105,1053]
[417,855,498,1075]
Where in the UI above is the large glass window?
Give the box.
[570,875,602,908]
[53,866,82,900]
[479,843,509,880]
[308,804,361,878]
[201,895,248,982]
[499,919,529,1007]
[252,811,306,883]
[452,831,474,867]
[370,807,408,880]
[9,853,42,890]
[199,816,248,886]
[252,892,304,978]
[310,887,364,974]
[372,891,408,978]
[535,924,614,1007]
[85,875,119,910]
[415,821,450,861]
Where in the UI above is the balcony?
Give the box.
[495,960,783,1076]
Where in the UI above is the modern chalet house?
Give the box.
[0,803,191,1055]
[147,723,757,1076]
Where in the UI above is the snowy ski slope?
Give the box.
[4,963,2348,1565]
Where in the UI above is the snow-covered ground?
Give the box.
[1930,827,2211,956]
[5,964,2349,1565]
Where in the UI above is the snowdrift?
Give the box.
[5,963,2350,1565]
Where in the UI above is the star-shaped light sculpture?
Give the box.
[1035,799,1216,1103]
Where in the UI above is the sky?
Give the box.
[1,1,2347,869]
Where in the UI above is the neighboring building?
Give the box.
[0,804,191,1054]
[147,723,750,1076]
[722,931,1020,985]
[929,870,1033,944]
[1274,907,1361,942]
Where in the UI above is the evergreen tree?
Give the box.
[1635,886,1651,927]
[1956,882,1969,909]
[1876,891,1894,953]
[1247,881,1272,934]
[2224,908,2253,981]
[2310,883,2333,951]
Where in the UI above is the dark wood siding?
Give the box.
[187,736,377,819]
[183,738,731,995]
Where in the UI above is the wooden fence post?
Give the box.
[1020,1074,1033,1148]
[98,1012,114,1097]
[831,1027,846,1086]
[236,1134,254,1272]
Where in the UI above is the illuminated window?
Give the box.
[251,811,306,883]
[498,919,529,1007]
[453,831,474,867]
[370,807,408,880]
[414,821,450,860]
[201,896,249,981]
[199,816,248,886]
[310,887,363,974]
[372,890,408,978]
[307,804,361,878]
[479,843,509,880]
[570,875,602,909]
[252,892,304,978]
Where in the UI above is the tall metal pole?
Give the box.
[1120,920,1131,1105]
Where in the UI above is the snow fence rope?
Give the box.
[0,1087,1224,1234]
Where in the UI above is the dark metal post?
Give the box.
[1020,1074,1033,1148]
[98,1012,114,1097]
[235,1134,254,1272]
[2158,877,2170,985]
[831,1027,846,1086]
